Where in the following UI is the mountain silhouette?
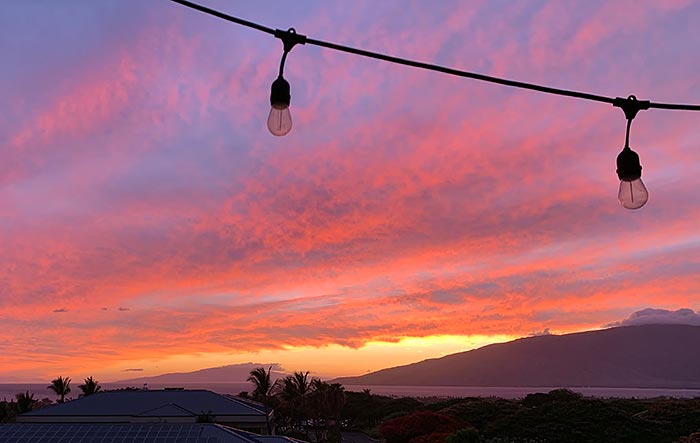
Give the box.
[115,363,288,384]
[334,325,700,388]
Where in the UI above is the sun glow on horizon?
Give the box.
[4,334,520,383]
[100,334,519,382]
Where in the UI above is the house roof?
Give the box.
[24,390,265,418]
[136,403,196,417]
[0,423,303,443]
[235,430,308,443]
[222,394,267,411]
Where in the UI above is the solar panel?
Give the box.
[0,423,263,442]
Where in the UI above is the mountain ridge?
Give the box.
[113,362,288,384]
[334,324,700,388]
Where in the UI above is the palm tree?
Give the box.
[309,380,346,441]
[247,367,277,434]
[78,377,101,397]
[290,371,312,400]
[15,391,37,413]
[325,382,346,424]
[47,376,71,403]
[309,380,330,442]
[279,371,314,437]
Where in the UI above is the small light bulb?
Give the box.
[267,103,292,136]
[618,178,648,209]
[268,77,292,136]
[616,146,647,210]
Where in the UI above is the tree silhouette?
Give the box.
[47,376,71,403]
[290,371,312,401]
[247,366,278,434]
[78,377,101,397]
[309,380,346,442]
[277,371,314,437]
[15,391,37,413]
[310,380,345,422]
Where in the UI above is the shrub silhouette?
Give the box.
[380,410,463,443]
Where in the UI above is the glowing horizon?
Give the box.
[1,1,699,383]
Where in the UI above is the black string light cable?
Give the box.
[170,0,700,209]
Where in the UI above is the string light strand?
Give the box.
[170,0,700,210]
[170,0,700,112]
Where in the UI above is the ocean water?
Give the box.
[2,383,700,401]
[342,385,700,399]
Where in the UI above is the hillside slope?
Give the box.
[334,325,700,388]
[115,363,287,384]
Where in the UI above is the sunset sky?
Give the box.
[1,0,700,383]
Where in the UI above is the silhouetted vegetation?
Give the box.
[1,395,52,423]
[334,389,700,443]
[446,427,481,443]
[47,376,71,403]
[15,391,38,414]
[380,410,464,443]
[247,366,277,434]
[0,400,18,423]
[78,376,102,396]
[245,368,348,442]
[340,388,422,434]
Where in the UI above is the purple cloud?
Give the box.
[608,308,700,327]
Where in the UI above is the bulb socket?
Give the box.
[616,147,642,181]
[270,77,291,109]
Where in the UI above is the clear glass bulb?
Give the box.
[267,103,292,136]
[618,178,648,209]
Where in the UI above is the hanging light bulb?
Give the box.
[613,95,650,210]
[616,146,648,209]
[265,28,305,136]
[267,76,292,136]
